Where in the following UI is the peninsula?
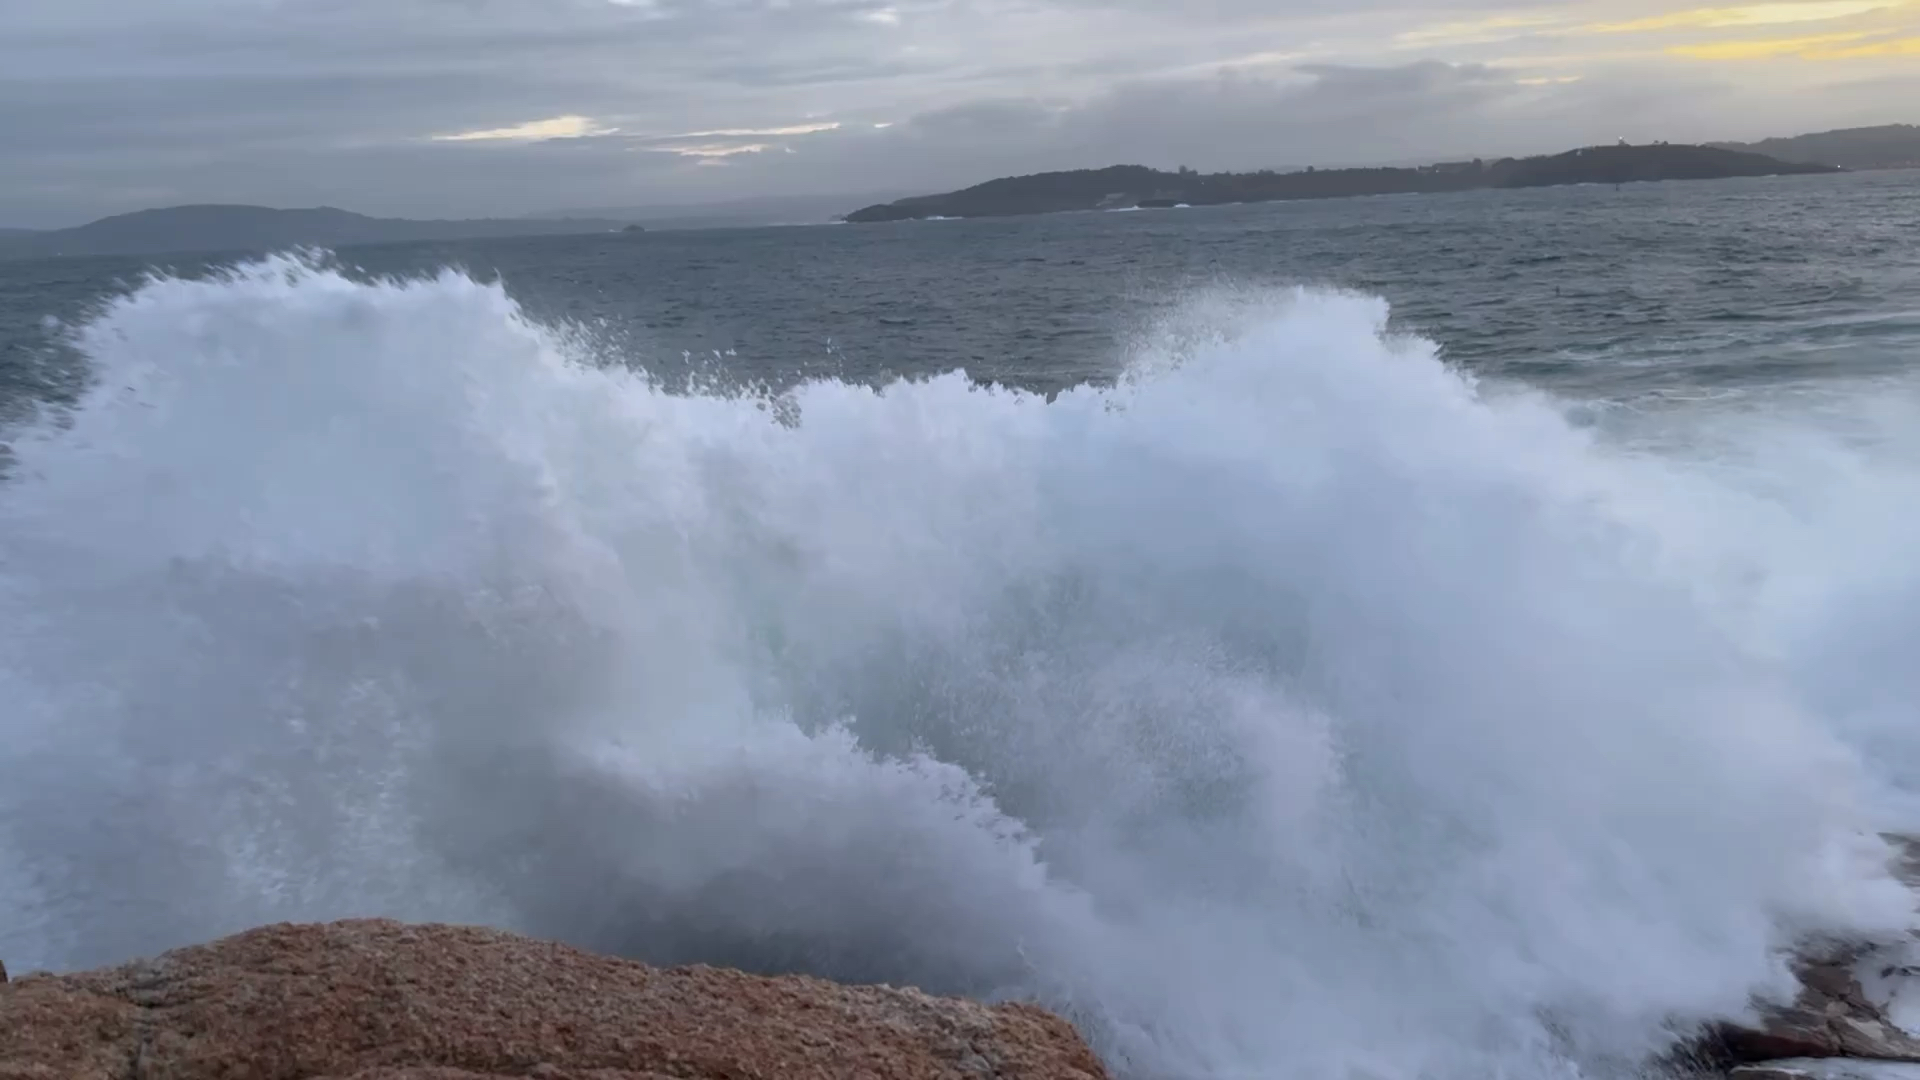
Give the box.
[843,142,1839,223]
[0,204,633,261]
[1712,123,1920,171]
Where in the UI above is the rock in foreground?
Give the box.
[1701,837,1920,1070]
[1733,1060,1920,1080]
[0,919,1110,1080]
[1704,941,1920,1063]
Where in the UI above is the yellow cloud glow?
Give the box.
[664,122,841,138]
[1666,28,1870,54]
[629,121,841,160]
[1802,31,1920,52]
[1580,0,1897,33]
[432,115,613,142]
[653,143,771,157]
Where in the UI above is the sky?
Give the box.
[2,0,1915,227]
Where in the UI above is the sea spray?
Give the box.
[1,255,1916,1080]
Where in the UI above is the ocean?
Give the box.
[3,168,1920,1080]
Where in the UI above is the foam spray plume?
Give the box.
[3,256,1918,1080]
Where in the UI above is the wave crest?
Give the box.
[2,255,1916,1080]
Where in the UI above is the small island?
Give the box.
[844,142,1841,223]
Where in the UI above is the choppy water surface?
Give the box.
[6,171,1916,403]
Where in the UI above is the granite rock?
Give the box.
[0,919,1109,1080]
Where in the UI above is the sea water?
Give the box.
[3,175,1920,1080]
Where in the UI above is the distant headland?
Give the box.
[3,124,1908,259]
[843,142,1841,223]
[1712,123,1920,171]
[0,205,636,262]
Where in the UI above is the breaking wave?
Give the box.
[4,255,1920,1080]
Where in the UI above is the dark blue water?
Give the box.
[5,170,1917,413]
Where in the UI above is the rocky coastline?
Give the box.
[10,840,1920,1080]
[0,919,1109,1079]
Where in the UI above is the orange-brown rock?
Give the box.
[0,919,1111,1080]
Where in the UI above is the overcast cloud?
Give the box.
[2,0,1914,225]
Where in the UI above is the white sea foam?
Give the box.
[3,255,1918,1080]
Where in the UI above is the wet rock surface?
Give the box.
[1731,1060,1920,1080]
[1699,836,1920,1077]
[1705,943,1920,1063]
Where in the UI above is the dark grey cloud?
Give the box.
[1,0,1912,226]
